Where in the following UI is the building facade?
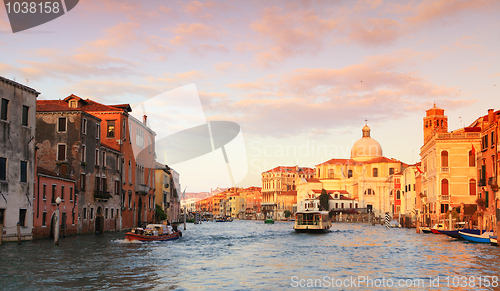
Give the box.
[419,104,480,226]
[0,76,39,242]
[33,167,77,238]
[36,98,123,234]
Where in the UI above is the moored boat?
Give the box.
[459,231,494,243]
[420,227,432,234]
[490,236,498,246]
[440,229,483,240]
[293,211,331,233]
[125,224,182,242]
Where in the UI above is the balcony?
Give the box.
[94,191,112,202]
[441,167,449,173]
[478,179,486,187]
[440,195,450,201]
[135,184,150,195]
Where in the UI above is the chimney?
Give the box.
[488,109,494,125]
[143,115,147,125]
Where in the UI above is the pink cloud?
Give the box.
[168,23,219,46]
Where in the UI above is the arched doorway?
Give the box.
[138,198,143,227]
[95,207,104,234]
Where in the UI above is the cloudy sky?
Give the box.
[2,0,500,191]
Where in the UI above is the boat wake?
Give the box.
[112,239,143,244]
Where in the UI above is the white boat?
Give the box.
[294,211,331,233]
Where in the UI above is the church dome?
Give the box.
[351,124,383,161]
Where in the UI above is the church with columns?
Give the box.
[297,124,408,217]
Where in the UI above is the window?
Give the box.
[20,161,27,182]
[122,159,125,182]
[69,187,73,201]
[19,209,27,227]
[469,179,476,195]
[111,209,114,218]
[469,150,475,167]
[441,151,448,167]
[128,160,132,184]
[373,168,378,177]
[102,151,106,167]
[389,168,394,175]
[22,105,29,126]
[42,184,46,200]
[82,118,87,134]
[441,179,449,196]
[128,193,132,208]
[51,185,56,204]
[396,190,401,200]
[90,208,94,220]
[491,132,495,148]
[61,185,65,200]
[348,169,353,178]
[0,209,4,226]
[57,144,66,161]
[70,100,77,108]
[105,208,108,219]
[115,180,120,195]
[107,120,115,137]
[95,176,101,191]
[83,208,87,219]
[364,189,375,195]
[96,123,100,139]
[95,149,99,165]
[123,120,126,140]
[0,157,6,180]
[1,98,8,121]
[42,212,47,226]
[58,117,67,132]
[80,173,86,191]
[483,134,489,150]
[129,121,133,142]
[81,145,86,162]
[485,191,489,208]
[328,169,334,178]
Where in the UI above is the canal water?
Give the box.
[1,221,499,290]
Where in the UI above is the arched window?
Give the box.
[441,151,449,167]
[469,150,475,167]
[373,168,378,177]
[364,188,375,195]
[469,179,476,195]
[348,169,353,178]
[396,190,401,200]
[441,179,449,196]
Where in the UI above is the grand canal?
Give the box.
[1,221,499,290]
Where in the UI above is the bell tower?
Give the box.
[423,103,448,143]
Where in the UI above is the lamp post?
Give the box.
[54,196,61,246]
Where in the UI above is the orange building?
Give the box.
[242,187,262,219]
[475,109,500,232]
[276,190,297,220]
[64,95,157,228]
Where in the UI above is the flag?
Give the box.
[471,143,476,155]
[416,164,424,174]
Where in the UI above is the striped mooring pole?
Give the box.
[385,212,391,228]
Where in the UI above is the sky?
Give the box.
[1,0,500,192]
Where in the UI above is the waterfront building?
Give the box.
[261,166,314,219]
[302,190,358,212]
[0,76,39,242]
[228,192,246,219]
[169,168,181,222]
[241,187,262,219]
[276,190,297,220]
[419,104,481,226]
[298,124,408,217]
[154,162,170,222]
[73,95,157,228]
[36,97,123,233]
[33,167,77,238]
[474,109,499,232]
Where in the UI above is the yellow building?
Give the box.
[419,104,480,226]
[298,124,407,217]
[228,193,246,219]
[261,166,314,219]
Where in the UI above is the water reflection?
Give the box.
[0,221,499,290]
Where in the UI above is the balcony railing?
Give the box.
[441,167,449,173]
[440,195,450,201]
[135,184,150,195]
[437,132,480,139]
[94,191,112,201]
